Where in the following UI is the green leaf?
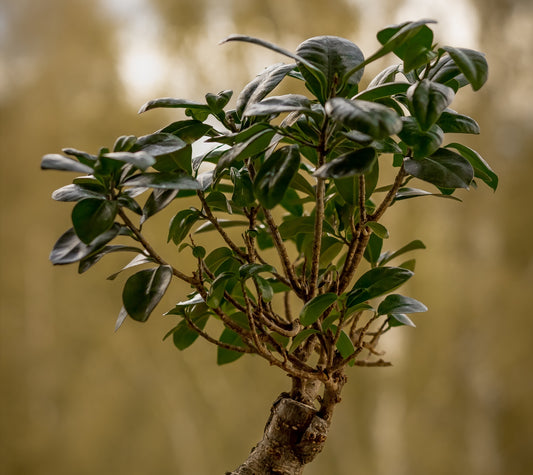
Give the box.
[103,151,155,170]
[194,219,248,234]
[289,328,320,353]
[124,172,200,190]
[215,128,276,173]
[52,184,106,202]
[254,145,301,209]
[326,98,402,140]
[353,82,411,101]
[217,328,247,365]
[398,117,443,159]
[230,167,255,207]
[72,198,118,244]
[141,189,178,223]
[378,294,427,316]
[378,240,426,266]
[122,266,173,322]
[50,225,121,265]
[207,272,237,308]
[314,147,377,179]
[41,154,94,173]
[255,275,274,302]
[138,97,210,114]
[238,263,277,279]
[113,135,137,152]
[347,266,414,308]
[394,187,462,202]
[404,148,474,189]
[132,132,188,158]
[244,94,312,117]
[204,247,235,274]
[332,327,355,359]
[388,313,416,327]
[319,236,344,266]
[205,89,233,113]
[168,209,202,245]
[441,46,488,91]
[236,63,296,117]
[334,157,379,205]
[171,314,209,350]
[107,253,156,281]
[299,293,337,326]
[78,245,146,274]
[407,80,455,131]
[160,120,213,143]
[437,109,480,135]
[364,233,383,266]
[367,221,389,239]
[445,143,498,191]
[295,35,365,101]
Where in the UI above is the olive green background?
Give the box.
[1,0,532,474]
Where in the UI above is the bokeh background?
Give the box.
[1,0,532,474]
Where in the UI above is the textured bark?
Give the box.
[227,396,330,475]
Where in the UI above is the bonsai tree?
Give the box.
[42,19,497,475]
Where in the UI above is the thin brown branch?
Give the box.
[197,191,248,260]
[118,208,196,286]
[369,164,406,222]
[308,176,325,299]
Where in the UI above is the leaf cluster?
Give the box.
[42,20,497,376]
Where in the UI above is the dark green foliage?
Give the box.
[43,20,495,372]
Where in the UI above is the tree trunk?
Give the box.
[227,374,345,475]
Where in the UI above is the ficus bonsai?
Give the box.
[42,19,497,475]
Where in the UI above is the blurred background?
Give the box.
[1,0,532,474]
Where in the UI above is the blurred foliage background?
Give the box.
[1,0,532,474]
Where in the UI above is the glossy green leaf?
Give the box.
[138,97,210,114]
[168,209,202,245]
[50,225,121,265]
[141,189,178,223]
[122,266,173,322]
[378,294,427,316]
[41,154,94,173]
[78,245,146,274]
[445,143,498,191]
[367,221,389,239]
[314,147,377,179]
[364,232,383,266]
[107,254,156,281]
[62,148,97,166]
[289,329,320,353]
[160,120,213,144]
[230,168,255,207]
[394,187,462,202]
[407,79,455,131]
[319,236,344,266]
[295,35,365,101]
[171,314,209,350]
[207,272,236,308]
[437,109,480,135]
[52,184,106,202]
[353,82,410,101]
[124,172,200,190]
[239,263,277,279]
[132,133,188,157]
[278,215,334,239]
[194,219,248,234]
[378,240,426,266]
[113,135,137,152]
[326,98,402,140]
[334,157,379,205]
[217,328,247,365]
[103,151,155,170]
[347,266,414,308]
[332,326,355,358]
[72,198,118,244]
[441,46,488,91]
[254,275,274,302]
[388,313,416,328]
[254,145,300,209]
[205,90,232,113]
[236,63,296,117]
[204,247,235,274]
[404,148,474,189]
[299,293,337,326]
[244,94,312,117]
[215,128,276,173]
[398,117,443,159]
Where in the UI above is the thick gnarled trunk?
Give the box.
[227,397,329,475]
[227,374,345,475]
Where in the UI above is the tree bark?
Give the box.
[227,396,329,475]
[227,373,345,475]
